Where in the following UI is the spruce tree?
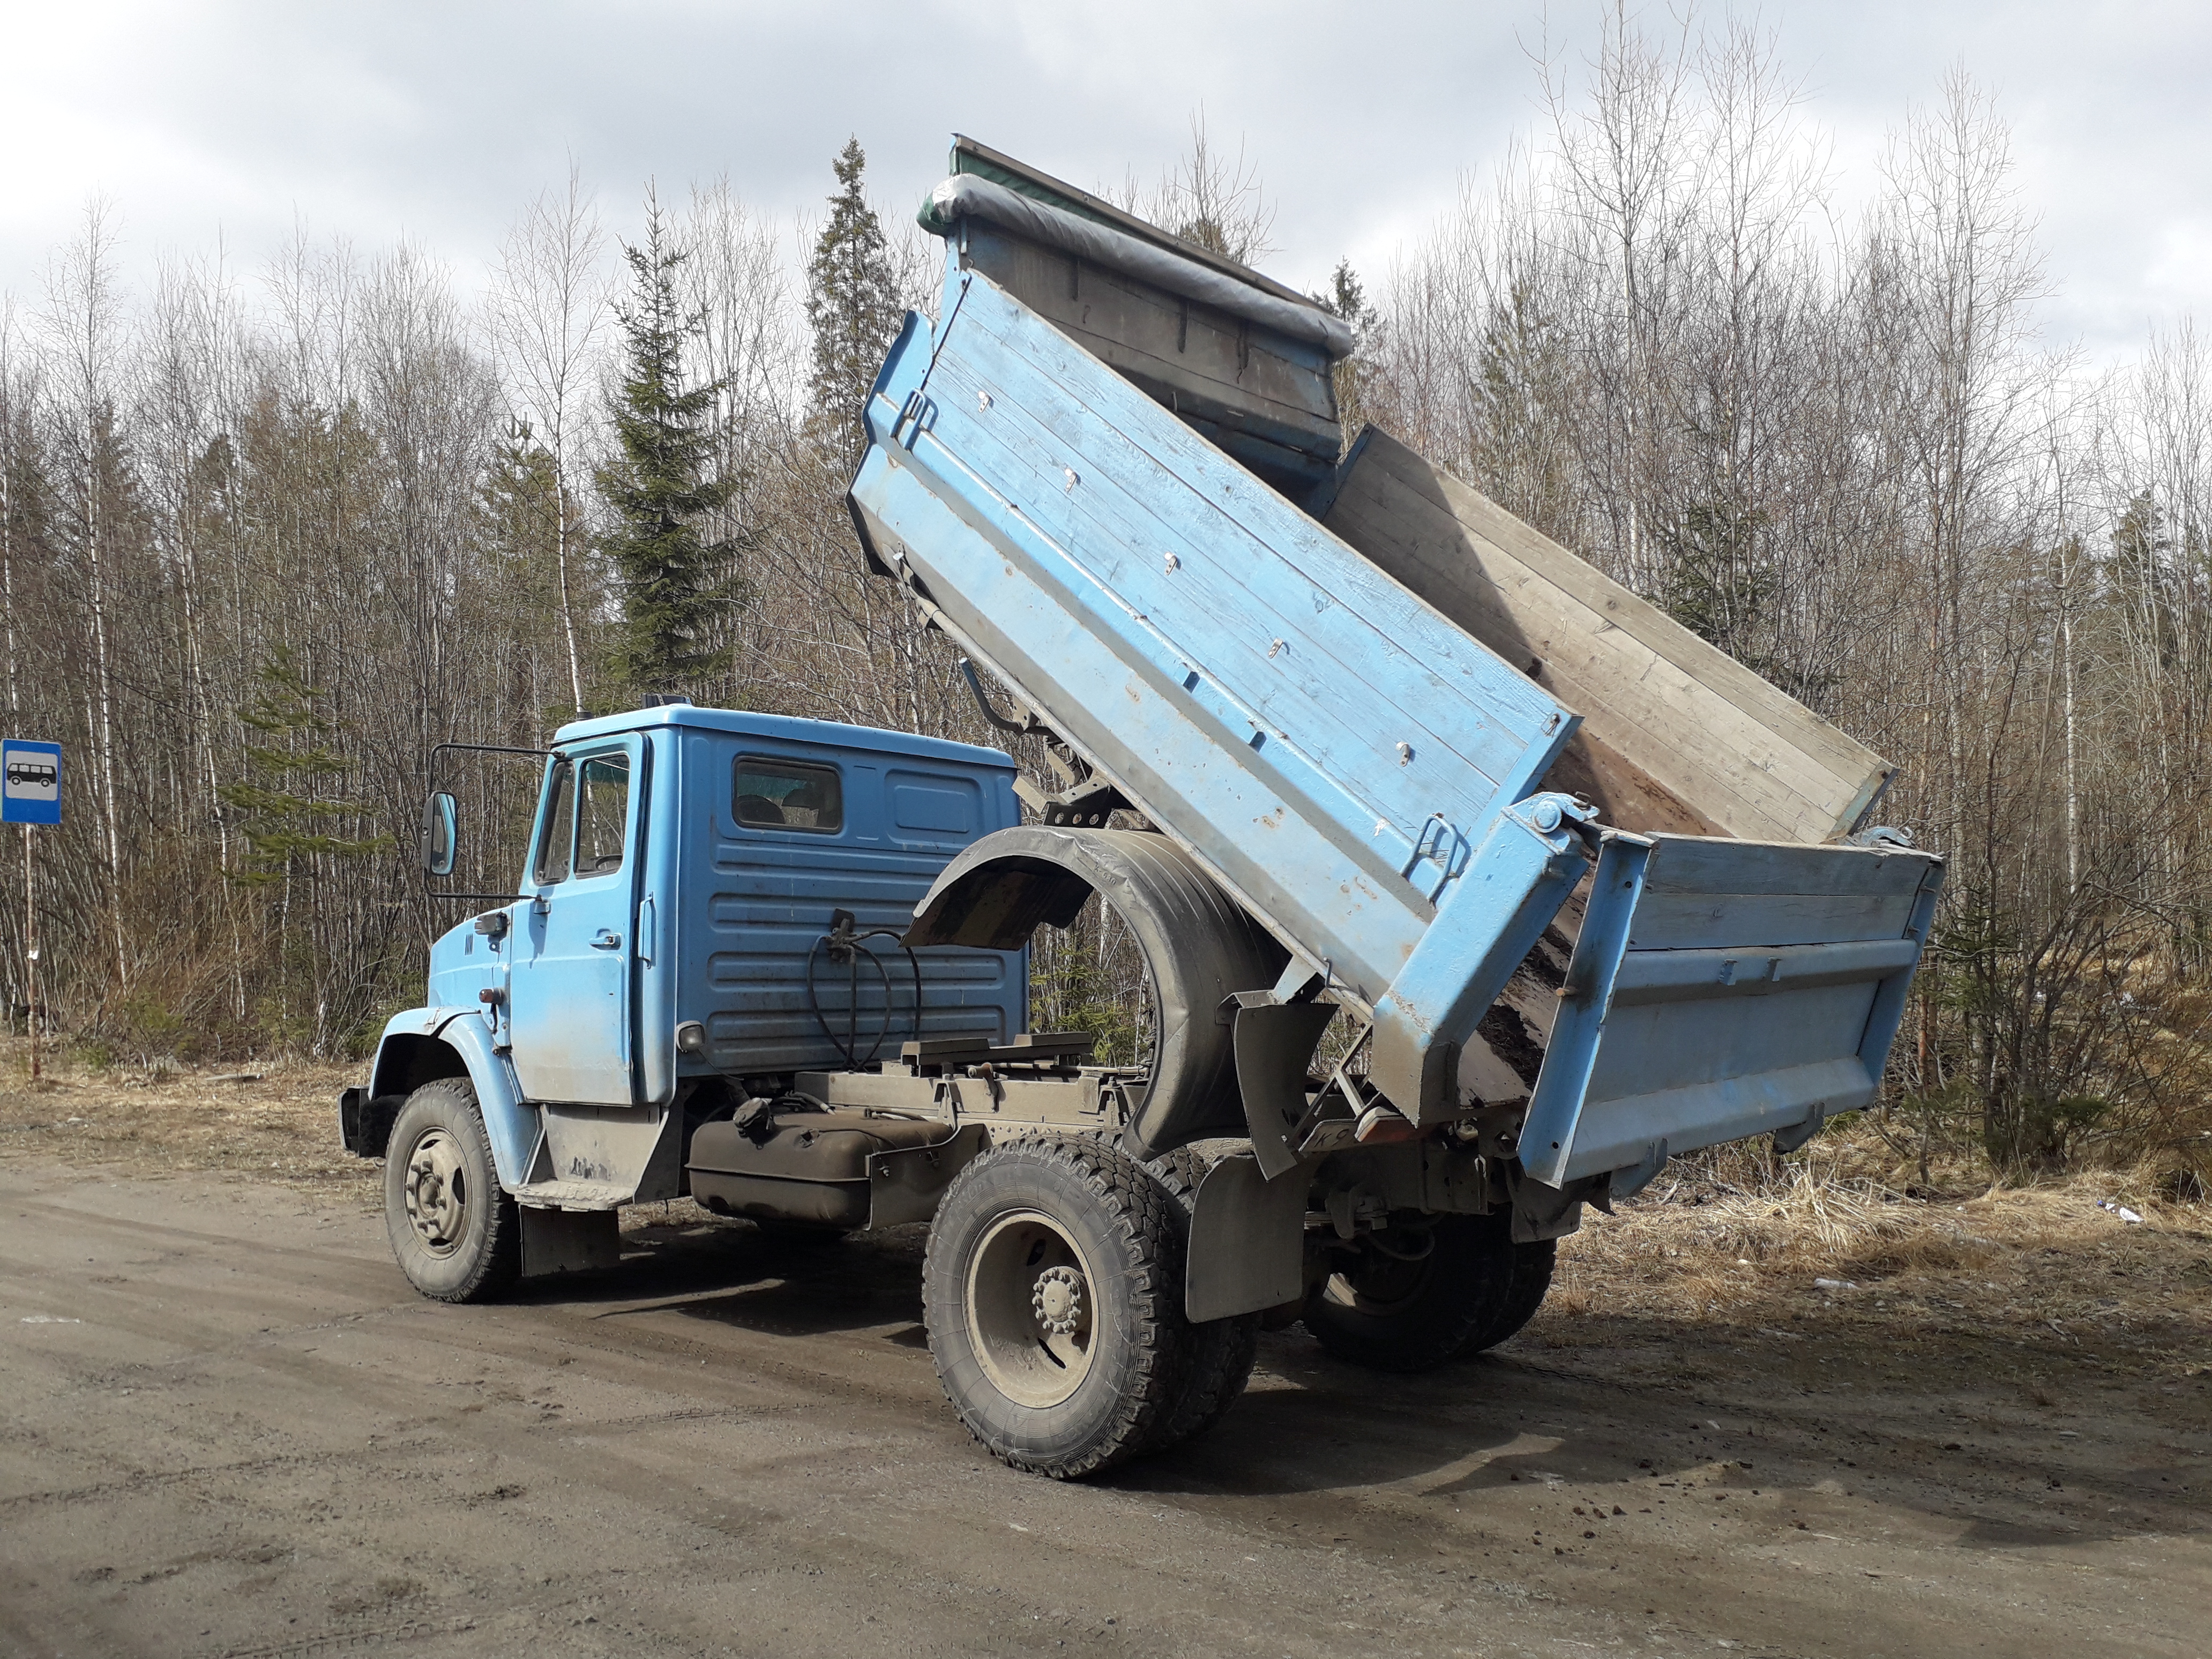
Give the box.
[805,138,905,464]
[597,197,734,699]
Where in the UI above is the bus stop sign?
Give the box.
[2,740,61,825]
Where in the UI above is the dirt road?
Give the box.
[2,1155,2205,1659]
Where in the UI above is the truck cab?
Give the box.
[343,703,1025,1276]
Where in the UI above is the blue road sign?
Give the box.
[2,740,61,825]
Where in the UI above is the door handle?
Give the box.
[590,929,623,950]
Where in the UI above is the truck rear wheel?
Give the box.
[1303,1213,1515,1373]
[383,1077,520,1304]
[1142,1146,1260,1452]
[924,1137,1186,1478]
[1458,1237,1557,1355]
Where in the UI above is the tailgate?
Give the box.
[1518,834,1943,1192]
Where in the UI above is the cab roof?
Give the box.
[550,703,1015,770]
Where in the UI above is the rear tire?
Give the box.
[1141,1147,1260,1452]
[1302,1213,1515,1373]
[1458,1237,1556,1354]
[924,1137,1187,1479]
[383,1077,520,1304]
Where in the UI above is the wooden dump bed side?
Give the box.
[1319,427,1893,846]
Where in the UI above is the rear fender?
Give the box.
[369,1008,534,1188]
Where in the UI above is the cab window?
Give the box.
[734,757,842,833]
[533,760,574,884]
[533,751,631,883]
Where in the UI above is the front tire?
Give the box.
[383,1077,520,1304]
[1302,1212,1516,1372]
[924,1138,1187,1479]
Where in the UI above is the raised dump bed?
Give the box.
[852,148,1940,1174]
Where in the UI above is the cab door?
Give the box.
[507,737,642,1104]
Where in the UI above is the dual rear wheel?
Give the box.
[922,1137,1259,1479]
[1303,1213,1555,1372]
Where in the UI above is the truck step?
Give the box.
[510,1178,631,1212]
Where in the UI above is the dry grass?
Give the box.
[1546,1126,2212,1380]
[0,1034,376,1205]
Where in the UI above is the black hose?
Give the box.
[804,923,927,1070]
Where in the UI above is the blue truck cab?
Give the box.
[344,703,1024,1245]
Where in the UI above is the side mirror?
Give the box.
[421,791,458,877]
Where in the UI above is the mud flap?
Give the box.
[1186,1151,1306,1321]
[519,1207,621,1279]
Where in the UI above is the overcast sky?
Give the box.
[2,1,2204,365]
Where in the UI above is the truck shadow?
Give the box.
[1110,1320,2205,1552]
[527,1218,932,1342]
[506,1220,2204,1553]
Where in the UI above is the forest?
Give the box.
[2,9,2206,1186]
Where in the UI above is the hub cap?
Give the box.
[403,1127,470,1257]
[966,1210,1097,1408]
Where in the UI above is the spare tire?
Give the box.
[907,826,1286,1158]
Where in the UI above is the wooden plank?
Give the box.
[1347,429,1887,790]
[1322,427,1893,843]
[1326,452,1853,840]
[1325,458,1844,840]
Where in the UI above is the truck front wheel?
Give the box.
[924,1138,1187,1478]
[1303,1213,1516,1372]
[383,1077,520,1304]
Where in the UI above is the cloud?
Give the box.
[1,0,2202,365]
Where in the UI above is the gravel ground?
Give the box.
[1,1052,2206,1657]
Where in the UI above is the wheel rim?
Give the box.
[402,1127,470,1257]
[965,1208,1098,1408]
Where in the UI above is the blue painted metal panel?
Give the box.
[853,263,1586,1117]
[368,1007,534,1187]
[851,260,1949,1153]
[507,731,643,1105]
[670,720,1026,1078]
[1519,838,1945,1185]
[1,738,62,825]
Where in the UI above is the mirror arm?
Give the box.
[421,739,556,903]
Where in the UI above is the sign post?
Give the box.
[2,740,61,1081]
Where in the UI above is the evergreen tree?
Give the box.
[597,197,735,698]
[218,651,391,884]
[1312,258,1380,443]
[805,138,905,463]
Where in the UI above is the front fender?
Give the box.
[369,1007,534,1188]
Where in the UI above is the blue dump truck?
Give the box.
[342,139,1942,1478]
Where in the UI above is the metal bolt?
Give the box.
[1529,799,1563,833]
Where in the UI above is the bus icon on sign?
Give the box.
[2,740,62,825]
